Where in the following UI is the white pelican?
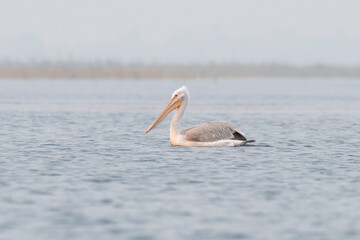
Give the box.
[146,86,255,147]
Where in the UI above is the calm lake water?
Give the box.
[1,78,360,240]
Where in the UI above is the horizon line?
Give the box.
[1,61,360,79]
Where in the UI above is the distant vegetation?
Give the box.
[0,62,360,79]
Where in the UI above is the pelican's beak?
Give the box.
[146,96,182,133]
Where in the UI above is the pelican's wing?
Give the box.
[181,121,247,142]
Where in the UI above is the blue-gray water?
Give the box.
[1,79,360,240]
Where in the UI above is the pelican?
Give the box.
[146,86,255,147]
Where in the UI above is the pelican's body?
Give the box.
[146,86,255,147]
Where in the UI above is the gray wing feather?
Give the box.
[180,121,247,142]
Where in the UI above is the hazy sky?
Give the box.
[0,0,359,64]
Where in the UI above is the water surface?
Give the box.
[1,79,360,240]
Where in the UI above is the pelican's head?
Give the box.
[146,86,189,134]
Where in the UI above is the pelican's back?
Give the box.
[181,121,247,142]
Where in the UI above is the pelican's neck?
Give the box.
[170,100,187,138]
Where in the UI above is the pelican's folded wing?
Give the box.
[181,121,247,142]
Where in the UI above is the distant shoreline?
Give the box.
[1,62,360,79]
